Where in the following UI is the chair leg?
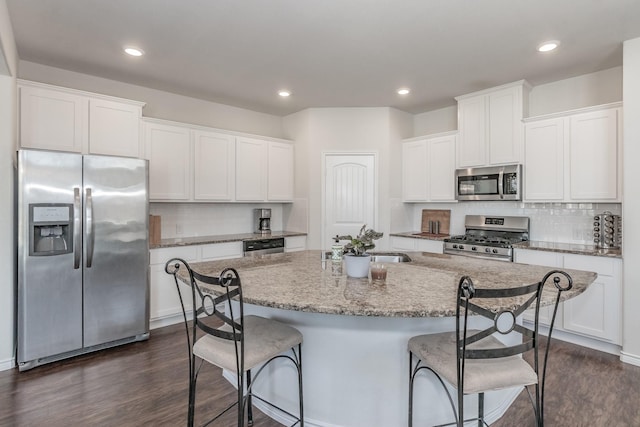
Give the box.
[187,356,196,427]
[478,392,484,427]
[408,352,414,427]
[297,343,304,426]
[247,370,254,426]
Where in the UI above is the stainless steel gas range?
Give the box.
[443,215,530,262]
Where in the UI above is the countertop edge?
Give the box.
[150,231,307,249]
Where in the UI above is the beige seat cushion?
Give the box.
[193,315,303,372]
[408,330,538,394]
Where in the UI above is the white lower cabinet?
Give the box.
[285,235,307,252]
[514,248,622,351]
[149,242,243,328]
[389,236,443,254]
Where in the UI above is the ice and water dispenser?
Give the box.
[29,204,74,256]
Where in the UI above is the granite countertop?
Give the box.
[151,231,307,249]
[390,231,450,241]
[390,232,622,258]
[175,250,596,318]
[515,241,622,259]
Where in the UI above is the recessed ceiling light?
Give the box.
[124,47,144,57]
[278,90,291,97]
[537,41,560,52]
[397,88,410,95]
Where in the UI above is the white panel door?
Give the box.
[144,122,191,201]
[402,140,428,201]
[193,131,235,201]
[19,84,86,153]
[488,87,521,165]
[428,134,456,201]
[524,118,565,201]
[569,108,619,200]
[236,137,267,201]
[324,154,376,249]
[267,141,294,201]
[88,99,141,158]
[456,96,486,167]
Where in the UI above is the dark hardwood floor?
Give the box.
[1,323,639,426]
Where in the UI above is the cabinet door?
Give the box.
[402,140,429,201]
[569,108,619,200]
[415,239,443,254]
[144,122,191,201]
[562,255,621,344]
[514,249,562,326]
[524,118,565,201]
[285,236,307,252]
[267,141,294,201]
[19,84,86,153]
[193,131,235,201]
[236,137,267,201]
[428,135,456,201]
[488,87,522,165]
[389,236,416,251]
[149,246,197,322]
[88,99,141,157]
[457,96,486,167]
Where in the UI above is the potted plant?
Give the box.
[336,225,383,278]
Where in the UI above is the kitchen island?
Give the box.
[177,250,596,427]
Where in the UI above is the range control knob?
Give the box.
[493,249,499,254]
[459,245,465,250]
[452,244,458,249]
[485,247,491,253]
[471,246,477,251]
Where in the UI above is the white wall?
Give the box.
[0,0,18,370]
[18,61,285,139]
[283,107,412,250]
[622,38,640,366]
[412,67,623,138]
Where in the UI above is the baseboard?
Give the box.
[149,312,192,330]
[0,356,16,372]
[620,351,640,367]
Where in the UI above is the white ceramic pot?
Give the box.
[343,253,371,278]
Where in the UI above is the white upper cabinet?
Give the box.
[18,80,144,157]
[88,98,142,158]
[524,117,565,201]
[402,132,456,202]
[235,137,268,201]
[524,103,621,202]
[236,137,294,202]
[193,130,235,201]
[144,119,293,203]
[267,141,294,201]
[569,108,620,201]
[456,81,529,168]
[144,121,192,201]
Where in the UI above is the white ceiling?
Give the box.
[6,0,640,116]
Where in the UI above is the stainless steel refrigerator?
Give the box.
[17,149,150,371]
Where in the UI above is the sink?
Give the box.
[368,252,412,263]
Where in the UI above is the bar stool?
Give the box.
[165,258,304,427]
[408,271,572,427]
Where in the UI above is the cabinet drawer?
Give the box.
[150,246,198,265]
[563,254,616,276]
[200,242,243,261]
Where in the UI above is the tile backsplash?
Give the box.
[404,202,622,245]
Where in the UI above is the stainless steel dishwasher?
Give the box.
[243,237,285,256]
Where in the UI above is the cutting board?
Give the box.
[420,209,450,236]
[149,215,162,246]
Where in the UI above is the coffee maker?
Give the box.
[254,208,272,235]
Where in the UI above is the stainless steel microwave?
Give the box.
[455,164,522,201]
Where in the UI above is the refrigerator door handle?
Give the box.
[73,187,82,269]
[86,187,94,268]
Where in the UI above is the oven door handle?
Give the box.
[498,169,504,199]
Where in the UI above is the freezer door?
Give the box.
[82,155,149,347]
[17,149,84,363]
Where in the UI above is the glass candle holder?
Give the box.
[370,263,387,281]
